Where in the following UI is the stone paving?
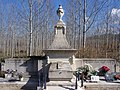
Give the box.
[0,77,120,90]
[46,86,85,90]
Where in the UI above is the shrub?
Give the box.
[0,71,5,78]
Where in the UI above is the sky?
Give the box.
[0,0,67,17]
[0,0,120,36]
[1,0,120,14]
[0,0,120,25]
[1,0,120,9]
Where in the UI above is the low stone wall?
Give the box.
[83,58,116,72]
[3,56,46,75]
[4,58,29,73]
[72,58,116,72]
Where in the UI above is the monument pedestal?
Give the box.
[48,58,73,81]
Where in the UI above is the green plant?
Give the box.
[0,58,5,63]
[0,71,5,78]
[90,70,98,76]
[76,63,94,80]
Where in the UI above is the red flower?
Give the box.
[102,66,110,72]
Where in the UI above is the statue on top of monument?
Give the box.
[57,5,64,21]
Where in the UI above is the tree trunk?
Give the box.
[83,0,87,57]
[28,1,33,56]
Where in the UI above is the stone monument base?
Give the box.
[48,59,73,81]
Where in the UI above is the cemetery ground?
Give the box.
[0,73,120,90]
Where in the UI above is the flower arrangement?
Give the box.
[98,66,110,76]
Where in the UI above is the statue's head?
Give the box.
[57,5,64,21]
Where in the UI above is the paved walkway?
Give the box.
[46,86,74,90]
[46,86,85,90]
[45,80,85,90]
[0,77,120,90]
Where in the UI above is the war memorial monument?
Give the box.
[43,5,77,81]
